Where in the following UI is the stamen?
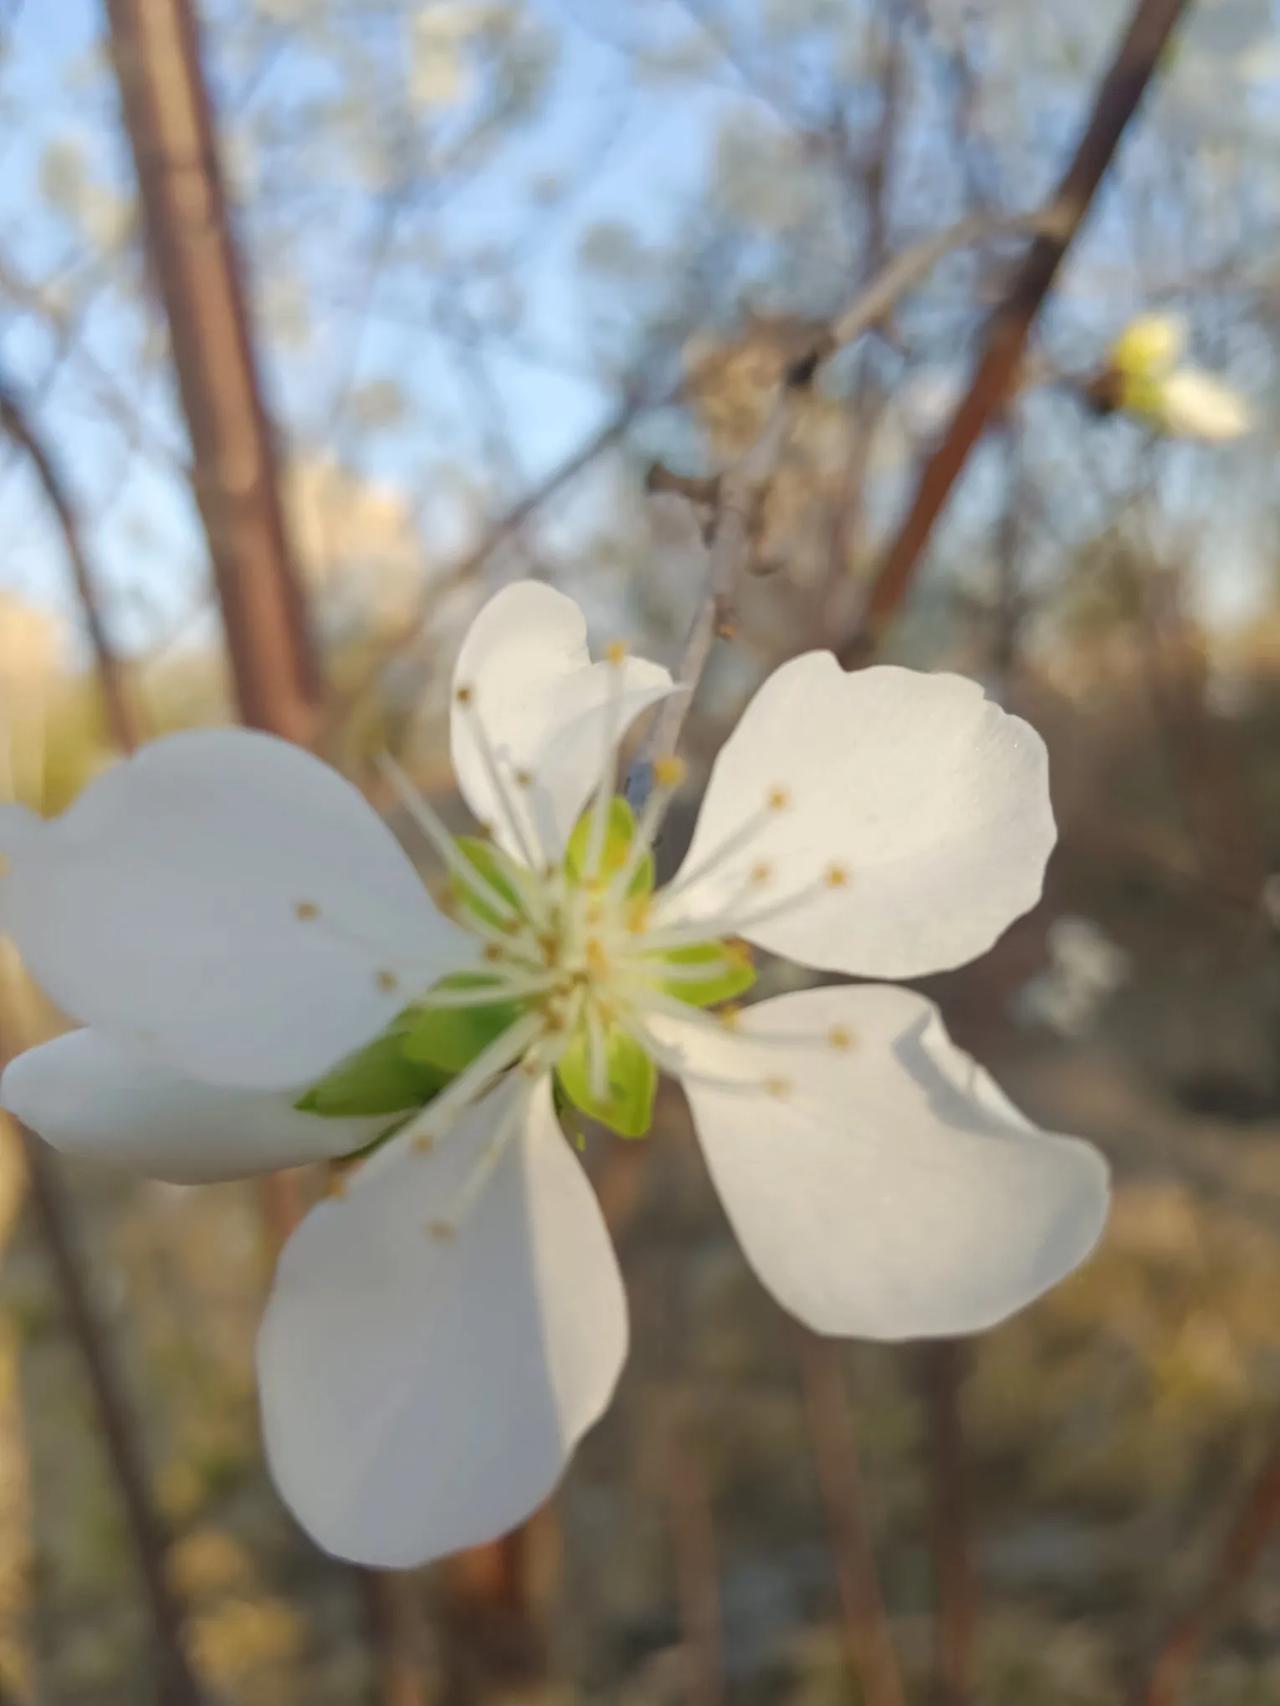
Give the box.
[642,872,838,953]
[583,647,628,881]
[653,801,778,909]
[397,1009,545,1152]
[607,758,685,901]
[456,692,547,880]
[413,971,562,1010]
[290,894,435,983]
[423,1074,539,1241]
[375,750,530,931]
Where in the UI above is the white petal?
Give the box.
[257,1074,628,1567]
[450,582,676,857]
[1159,368,1251,441]
[665,655,1055,978]
[2,729,470,1091]
[1,1029,380,1184]
[662,986,1108,1340]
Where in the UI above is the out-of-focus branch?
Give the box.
[1137,1439,1280,1706]
[340,207,1039,758]
[791,1325,906,1706]
[625,209,1043,795]
[921,1343,977,1706]
[14,1120,205,1704]
[106,0,322,747]
[0,377,141,754]
[841,0,1191,660]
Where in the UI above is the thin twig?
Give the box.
[841,0,1192,660]
[0,378,141,755]
[339,206,1038,756]
[791,1324,906,1706]
[921,1343,977,1706]
[1137,1438,1280,1706]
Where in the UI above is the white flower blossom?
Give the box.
[1104,313,1251,441]
[0,582,1108,1568]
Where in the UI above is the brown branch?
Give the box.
[791,1325,906,1706]
[0,379,142,755]
[841,0,1192,662]
[921,1343,977,1706]
[1137,1439,1280,1706]
[106,0,322,746]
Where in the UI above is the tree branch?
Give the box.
[841,0,1191,660]
[0,379,141,755]
[1137,1438,1280,1706]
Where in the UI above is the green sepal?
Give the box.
[450,836,529,929]
[400,975,526,1075]
[554,1023,656,1139]
[563,797,654,895]
[657,941,756,1008]
[295,1024,450,1119]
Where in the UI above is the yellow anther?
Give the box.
[825,863,851,889]
[376,969,399,993]
[427,1220,456,1242]
[750,861,773,887]
[719,1005,743,1030]
[520,1056,544,1078]
[412,1133,435,1155]
[327,1171,349,1199]
[828,1025,855,1052]
[726,939,753,967]
[294,900,320,921]
[455,684,474,706]
[653,755,687,789]
[626,895,653,932]
[767,785,791,812]
[514,768,534,789]
[585,938,609,977]
[764,1075,792,1099]
[604,640,628,666]
[482,943,505,963]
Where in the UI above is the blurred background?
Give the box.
[1,0,1279,1700]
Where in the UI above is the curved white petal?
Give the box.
[1,1029,380,1184]
[2,729,470,1091]
[664,655,1055,979]
[661,986,1108,1340]
[450,582,676,858]
[257,1074,628,1568]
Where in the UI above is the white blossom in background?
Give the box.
[0,582,1108,1568]
[1104,313,1251,441]
[1015,915,1131,1039]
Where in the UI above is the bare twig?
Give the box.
[0,378,141,754]
[841,0,1191,660]
[1137,1439,1280,1706]
[791,1324,906,1706]
[921,1343,977,1706]
[339,206,1039,758]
